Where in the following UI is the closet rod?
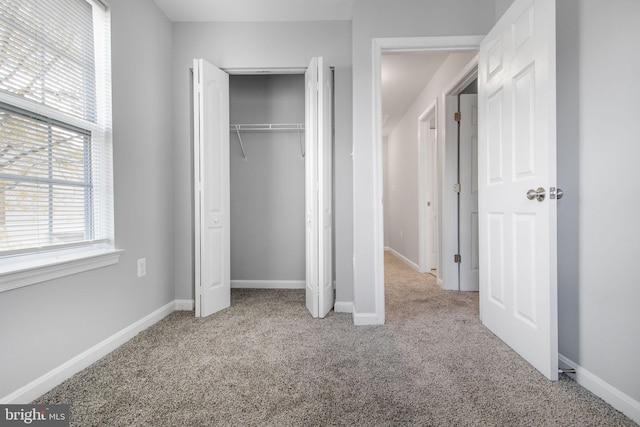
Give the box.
[229,123,304,132]
[230,124,306,159]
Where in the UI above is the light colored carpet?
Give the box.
[34,252,637,426]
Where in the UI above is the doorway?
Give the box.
[193,58,334,319]
[375,37,483,321]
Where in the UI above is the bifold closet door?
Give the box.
[193,59,231,318]
[305,57,334,318]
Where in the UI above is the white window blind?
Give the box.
[0,0,113,256]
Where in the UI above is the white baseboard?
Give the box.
[0,301,176,404]
[386,247,420,272]
[559,354,640,424]
[352,306,382,325]
[231,280,305,289]
[174,299,194,311]
[334,301,353,313]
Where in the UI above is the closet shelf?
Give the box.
[230,124,305,160]
[230,123,304,132]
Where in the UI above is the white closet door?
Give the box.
[193,59,231,318]
[478,0,558,379]
[305,57,334,318]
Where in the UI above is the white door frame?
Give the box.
[372,36,484,323]
[418,101,437,275]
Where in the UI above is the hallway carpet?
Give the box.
[34,253,636,426]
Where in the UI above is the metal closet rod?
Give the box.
[230,123,304,131]
[230,124,305,160]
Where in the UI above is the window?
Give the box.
[0,0,118,291]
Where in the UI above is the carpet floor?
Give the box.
[34,252,637,426]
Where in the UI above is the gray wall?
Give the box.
[556,0,640,405]
[229,75,305,281]
[171,21,353,305]
[0,0,175,399]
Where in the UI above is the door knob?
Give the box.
[527,187,546,202]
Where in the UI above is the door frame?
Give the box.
[372,36,484,323]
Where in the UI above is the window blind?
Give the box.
[0,0,112,255]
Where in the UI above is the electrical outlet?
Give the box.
[137,258,146,278]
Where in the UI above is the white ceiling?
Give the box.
[152,0,449,137]
[152,0,354,22]
[381,52,449,137]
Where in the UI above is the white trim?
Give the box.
[372,36,484,324]
[174,299,195,311]
[223,67,307,75]
[0,301,175,404]
[559,354,640,424]
[352,305,380,325]
[334,301,353,313]
[230,280,305,289]
[0,248,123,293]
[387,247,420,272]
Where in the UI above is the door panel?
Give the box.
[193,59,230,318]
[305,57,334,318]
[459,94,479,291]
[479,0,558,380]
[305,58,319,318]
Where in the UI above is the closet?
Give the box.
[193,58,333,319]
[228,74,306,288]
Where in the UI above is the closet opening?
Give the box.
[193,58,334,318]
[228,74,307,290]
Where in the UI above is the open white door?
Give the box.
[193,59,231,318]
[305,57,334,318]
[478,0,558,379]
[459,94,479,292]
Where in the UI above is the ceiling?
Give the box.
[152,0,354,22]
[381,52,449,137]
[153,0,449,137]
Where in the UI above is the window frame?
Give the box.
[0,0,120,292]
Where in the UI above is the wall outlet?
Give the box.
[137,258,146,278]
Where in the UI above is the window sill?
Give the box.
[0,247,124,293]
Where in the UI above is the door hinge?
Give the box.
[454,254,462,264]
[454,183,461,193]
[454,111,461,122]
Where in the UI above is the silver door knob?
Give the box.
[527,187,546,202]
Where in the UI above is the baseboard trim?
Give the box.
[352,306,381,325]
[231,280,305,289]
[174,299,194,311]
[334,301,353,313]
[559,354,640,424]
[0,301,176,404]
[386,248,420,272]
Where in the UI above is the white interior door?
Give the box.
[193,58,231,318]
[459,94,479,291]
[305,57,334,318]
[478,0,558,379]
